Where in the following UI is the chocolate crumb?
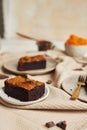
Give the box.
[46,80,52,84]
[70,89,72,91]
[45,121,55,128]
[56,121,67,130]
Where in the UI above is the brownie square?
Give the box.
[4,76,45,101]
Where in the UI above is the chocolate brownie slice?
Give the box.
[4,76,45,101]
[17,55,46,71]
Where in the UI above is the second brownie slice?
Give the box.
[17,55,46,71]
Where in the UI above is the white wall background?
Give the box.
[3,0,87,41]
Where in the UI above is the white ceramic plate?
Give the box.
[0,85,49,106]
[3,57,57,75]
[62,74,87,103]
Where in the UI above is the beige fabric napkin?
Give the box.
[0,50,87,110]
[46,49,87,87]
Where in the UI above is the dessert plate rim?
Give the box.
[0,85,49,106]
[3,57,57,75]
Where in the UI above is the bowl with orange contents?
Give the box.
[65,35,87,57]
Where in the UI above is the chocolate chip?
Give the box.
[70,89,72,91]
[45,121,55,128]
[0,74,9,79]
[56,121,67,130]
[46,80,52,84]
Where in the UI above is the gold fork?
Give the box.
[70,75,85,100]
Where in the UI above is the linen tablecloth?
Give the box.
[0,49,87,130]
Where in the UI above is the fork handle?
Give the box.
[70,85,81,100]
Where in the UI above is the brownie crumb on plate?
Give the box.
[46,80,52,84]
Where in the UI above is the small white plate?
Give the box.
[62,74,87,103]
[3,57,57,75]
[0,85,49,106]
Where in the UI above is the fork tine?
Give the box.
[81,76,83,81]
[79,75,84,82]
[78,75,81,81]
[78,75,82,81]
